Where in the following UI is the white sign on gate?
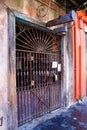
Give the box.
[52,61,58,68]
[84,26,87,33]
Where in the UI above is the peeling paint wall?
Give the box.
[0,4,8,130]
[61,24,73,107]
[0,3,17,130]
[3,0,65,22]
[65,23,73,106]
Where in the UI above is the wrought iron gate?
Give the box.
[16,21,61,126]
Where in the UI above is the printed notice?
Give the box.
[58,64,61,72]
[52,61,58,68]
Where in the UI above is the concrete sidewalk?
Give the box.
[33,98,87,130]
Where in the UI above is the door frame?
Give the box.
[8,9,62,129]
[8,9,73,129]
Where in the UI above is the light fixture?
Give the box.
[84,2,87,10]
[84,2,87,15]
[51,0,56,2]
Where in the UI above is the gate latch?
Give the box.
[53,73,58,82]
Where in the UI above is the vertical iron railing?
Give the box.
[16,50,61,126]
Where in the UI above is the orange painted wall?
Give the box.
[73,10,87,101]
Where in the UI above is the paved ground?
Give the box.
[33,98,87,130]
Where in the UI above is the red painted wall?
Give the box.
[73,10,87,101]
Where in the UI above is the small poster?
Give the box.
[52,61,58,68]
[58,64,61,72]
[84,26,87,33]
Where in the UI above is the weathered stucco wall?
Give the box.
[0,3,17,130]
[0,4,9,130]
[4,0,65,22]
[61,23,73,107]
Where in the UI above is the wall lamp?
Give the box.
[84,2,87,15]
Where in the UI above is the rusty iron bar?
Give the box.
[16,50,61,126]
[16,22,61,126]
